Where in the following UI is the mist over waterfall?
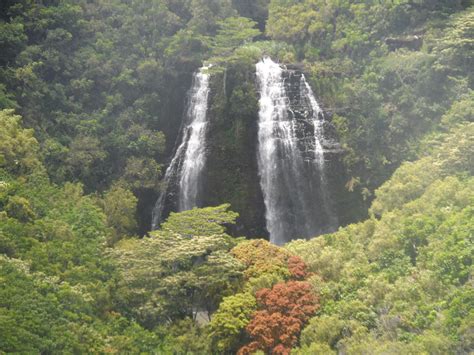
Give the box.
[151,66,211,229]
[256,57,338,244]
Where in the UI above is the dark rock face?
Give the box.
[202,63,268,238]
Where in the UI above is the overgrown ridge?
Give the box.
[0,1,472,353]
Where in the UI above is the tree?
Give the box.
[232,0,269,31]
[5,195,35,222]
[0,255,102,353]
[287,255,309,280]
[299,314,346,351]
[111,206,243,328]
[124,123,166,158]
[212,16,261,56]
[0,21,26,66]
[207,241,313,352]
[209,292,257,352]
[65,135,107,184]
[239,281,318,354]
[161,203,238,237]
[121,156,161,191]
[101,184,138,245]
[435,10,474,85]
[231,239,291,280]
[112,233,243,327]
[266,1,320,44]
[0,110,40,175]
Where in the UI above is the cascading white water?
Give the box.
[256,57,337,244]
[151,66,210,229]
[178,67,211,211]
[300,74,339,229]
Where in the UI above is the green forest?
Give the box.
[0,0,472,353]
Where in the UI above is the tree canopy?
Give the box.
[0,0,472,353]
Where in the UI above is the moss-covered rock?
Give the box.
[202,61,267,238]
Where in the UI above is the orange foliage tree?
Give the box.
[238,281,319,354]
[287,255,309,280]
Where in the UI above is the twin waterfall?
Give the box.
[152,58,338,243]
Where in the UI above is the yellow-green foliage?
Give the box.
[101,184,138,245]
[371,122,474,216]
[0,110,40,174]
[231,239,291,284]
[0,0,472,353]
[288,122,473,353]
[111,206,243,327]
[161,203,239,237]
[208,292,257,352]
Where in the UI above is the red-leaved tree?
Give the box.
[238,281,319,354]
[287,256,309,280]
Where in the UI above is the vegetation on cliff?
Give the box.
[0,0,472,353]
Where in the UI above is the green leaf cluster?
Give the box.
[288,122,473,353]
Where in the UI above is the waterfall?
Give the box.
[178,66,211,211]
[300,74,339,229]
[256,57,337,244]
[151,66,211,229]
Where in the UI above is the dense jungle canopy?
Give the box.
[0,0,472,353]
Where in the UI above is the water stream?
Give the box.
[256,57,337,244]
[151,66,211,229]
